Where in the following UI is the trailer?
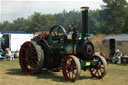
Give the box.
[102,34,128,63]
[2,34,34,57]
[102,34,128,58]
[0,35,2,37]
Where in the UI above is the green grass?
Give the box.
[0,59,128,85]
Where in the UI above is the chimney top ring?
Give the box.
[81,7,89,11]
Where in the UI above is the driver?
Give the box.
[67,24,79,40]
[68,24,76,33]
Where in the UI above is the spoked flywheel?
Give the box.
[89,55,107,79]
[62,55,81,82]
[19,41,44,74]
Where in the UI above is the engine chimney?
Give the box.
[81,7,89,39]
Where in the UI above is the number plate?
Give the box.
[86,62,90,66]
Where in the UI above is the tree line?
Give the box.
[0,0,128,34]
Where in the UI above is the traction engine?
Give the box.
[19,7,107,82]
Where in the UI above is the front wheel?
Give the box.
[62,55,81,82]
[89,55,107,79]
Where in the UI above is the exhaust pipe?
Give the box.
[81,7,89,39]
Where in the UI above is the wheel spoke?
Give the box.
[66,63,70,66]
[91,68,94,72]
[30,60,35,65]
[97,70,100,76]
[31,49,37,57]
[66,70,70,74]
[99,69,102,73]
[72,72,74,79]
[23,48,30,56]
[72,71,77,75]
[26,61,31,66]
[94,70,98,75]
[32,59,38,64]
[22,57,27,61]
[69,72,70,78]
[93,69,96,74]
[99,70,102,76]
[31,56,37,59]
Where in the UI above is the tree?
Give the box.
[0,21,13,32]
[12,17,26,31]
[0,9,105,34]
[102,0,128,34]
[88,10,102,34]
[27,12,41,32]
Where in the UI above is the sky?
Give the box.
[1,0,105,22]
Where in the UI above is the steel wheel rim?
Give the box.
[19,42,38,74]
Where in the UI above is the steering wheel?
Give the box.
[49,25,67,40]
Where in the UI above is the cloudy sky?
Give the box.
[1,0,104,22]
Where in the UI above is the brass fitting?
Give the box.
[81,7,89,11]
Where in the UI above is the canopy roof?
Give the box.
[102,34,128,42]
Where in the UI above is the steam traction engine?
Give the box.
[19,7,107,82]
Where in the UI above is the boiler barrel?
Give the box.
[62,41,94,61]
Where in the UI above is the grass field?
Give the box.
[0,59,128,85]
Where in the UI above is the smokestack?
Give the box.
[81,7,89,39]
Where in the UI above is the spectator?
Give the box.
[0,47,4,53]
[5,48,12,60]
[112,49,122,64]
[0,47,4,56]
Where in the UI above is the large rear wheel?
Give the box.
[62,55,81,82]
[19,41,44,74]
[89,55,107,79]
